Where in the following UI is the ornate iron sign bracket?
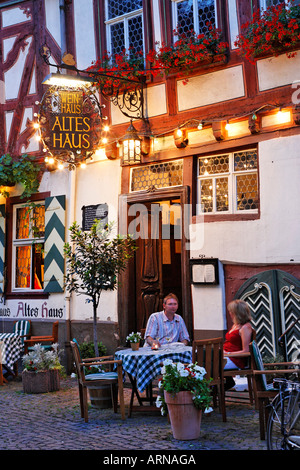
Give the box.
[40,44,145,121]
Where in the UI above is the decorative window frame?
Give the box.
[260,0,291,11]
[1,192,66,299]
[12,200,45,292]
[171,0,219,37]
[196,148,260,220]
[104,0,145,56]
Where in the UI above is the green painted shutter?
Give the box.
[0,204,5,293]
[44,195,66,293]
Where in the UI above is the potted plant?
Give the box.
[22,343,65,393]
[64,221,136,357]
[156,359,212,440]
[235,1,300,64]
[126,332,142,350]
[0,153,41,198]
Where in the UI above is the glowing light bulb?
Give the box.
[104,125,110,132]
[102,137,108,144]
[176,128,182,138]
[33,122,39,129]
[58,163,64,170]
[80,162,86,169]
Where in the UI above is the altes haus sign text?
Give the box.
[49,91,92,151]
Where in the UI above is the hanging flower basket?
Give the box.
[235,1,300,64]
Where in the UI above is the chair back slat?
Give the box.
[70,340,85,384]
[52,321,59,342]
[192,337,224,384]
[13,320,31,345]
[250,340,268,391]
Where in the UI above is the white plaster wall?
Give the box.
[45,0,61,48]
[73,0,96,69]
[190,134,300,332]
[111,83,168,125]
[177,65,245,111]
[227,0,239,50]
[68,158,122,323]
[1,158,121,324]
[257,50,300,91]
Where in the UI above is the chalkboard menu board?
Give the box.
[82,203,108,231]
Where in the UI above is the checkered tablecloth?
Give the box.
[115,344,192,392]
[0,333,23,370]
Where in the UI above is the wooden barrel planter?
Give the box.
[22,370,49,394]
[88,384,112,409]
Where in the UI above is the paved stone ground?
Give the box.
[0,375,267,452]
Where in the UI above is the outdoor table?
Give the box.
[0,333,23,384]
[115,343,192,416]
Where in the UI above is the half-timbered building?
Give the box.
[0,0,299,370]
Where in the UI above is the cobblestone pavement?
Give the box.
[0,376,267,453]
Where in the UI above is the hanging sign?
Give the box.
[49,90,92,151]
[39,83,103,167]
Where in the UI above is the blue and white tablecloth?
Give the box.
[0,333,23,370]
[115,343,192,392]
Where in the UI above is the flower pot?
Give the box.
[22,370,49,394]
[164,390,202,440]
[48,369,60,392]
[130,342,140,351]
[88,384,112,409]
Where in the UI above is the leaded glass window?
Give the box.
[13,203,45,290]
[198,150,258,214]
[105,0,144,57]
[172,0,217,37]
[131,160,183,192]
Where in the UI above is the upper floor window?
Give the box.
[197,149,258,214]
[260,0,300,9]
[172,0,217,37]
[105,0,144,56]
[12,202,45,291]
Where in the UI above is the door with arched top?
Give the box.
[235,270,300,361]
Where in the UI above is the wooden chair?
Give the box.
[249,340,300,440]
[223,328,256,404]
[24,321,59,354]
[0,341,4,386]
[70,340,125,422]
[13,320,31,347]
[192,337,226,422]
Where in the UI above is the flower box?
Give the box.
[22,370,50,394]
[235,2,300,64]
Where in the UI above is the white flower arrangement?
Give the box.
[126,331,142,343]
[156,359,211,415]
[22,343,64,375]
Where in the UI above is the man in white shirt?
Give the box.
[144,293,190,347]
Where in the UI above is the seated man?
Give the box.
[144,293,190,347]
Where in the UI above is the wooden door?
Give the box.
[134,202,163,331]
[118,187,191,343]
[235,269,300,361]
